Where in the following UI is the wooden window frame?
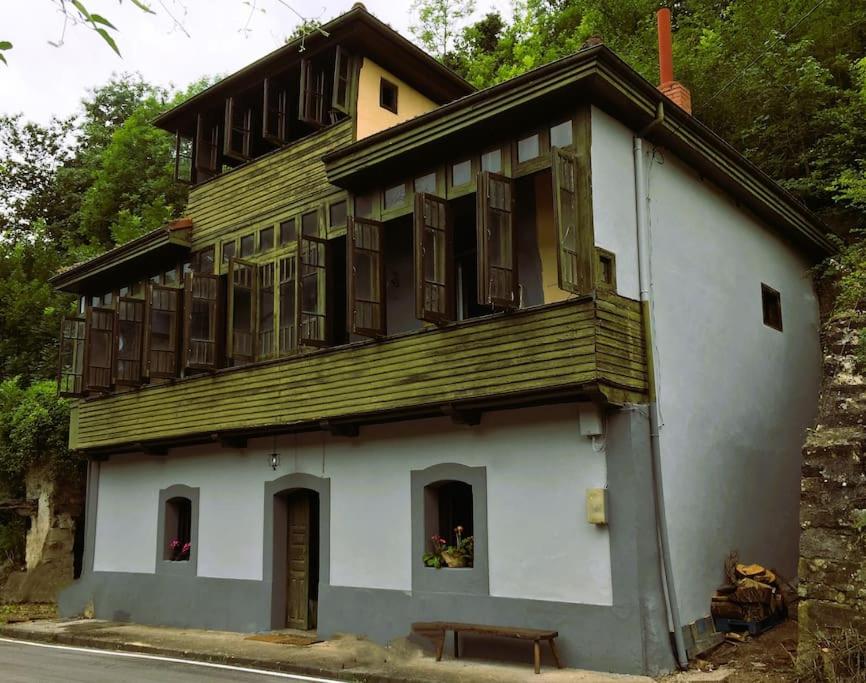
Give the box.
[194,114,219,182]
[514,128,551,176]
[83,306,116,393]
[263,77,289,145]
[144,284,181,380]
[299,58,326,127]
[191,246,215,275]
[279,217,298,247]
[414,192,455,324]
[595,248,617,290]
[223,97,253,162]
[327,198,348,232]
[477,171,518,309]
[551,147,594,294]
[348,216,386,338]
[257,261,276,360]
[227,258,258,365]
[174,131,194,184]
[448,158,475,197]
[332,46,353,115]
[298,233,329,348]
[259,225,275,253]
[352,191,381,221]
[379,77,398,114]
[114,297,146,387]
[278,254,298,356]
[761,283,783,332]
[222,239,237,265]
[240,233,256,258]
[382,180,411,218]
[57,316,86,397]
[183,272,221,372]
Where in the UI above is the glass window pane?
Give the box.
[280,219,296,245]
[550,120,573,148]
[384,183,407,210]
[414,173,437,194]
[329,200,347,228]
[517,133,540,163]
[481,149,502,173]
[452,160,471,186]
[355,194,374,219]
[164,268,178,285]
[260,226,274,252]
[240,234,255,257]
[222,241,236,262]
[301,211,319,237]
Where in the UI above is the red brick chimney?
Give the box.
[656,8,692,114]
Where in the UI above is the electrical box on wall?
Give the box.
[578,403,603,437]
[586,488,609,525]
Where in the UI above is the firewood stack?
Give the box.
[711,555,786,624]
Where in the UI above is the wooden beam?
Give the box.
[135,443,167,456]
[319,420,359,438]
[442,405,482,426]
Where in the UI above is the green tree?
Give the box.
[411,0,477,59]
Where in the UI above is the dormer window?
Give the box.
[380,78,398,114]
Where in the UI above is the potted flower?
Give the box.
[423,527,474,569]
[168,538,192,562]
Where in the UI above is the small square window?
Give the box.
[550,120,573,148]
[384,182,407,210]
[452,160,472,187]
[517,133,540,163]
[301,210,320,237]
[596,248,616,289]
[279,218,297,245]
[380,78,398,114]
[260,226,274,252]
[762,284,782,331]
[355,194,375,219]
[414,173,437,195]
[222,240,236,262]
[481,149,502,173]
[329,200,347,228]
[240,233,255,257]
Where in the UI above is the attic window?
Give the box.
[550,120,573,148]
[380,78,398,114]
[762,284,782,331]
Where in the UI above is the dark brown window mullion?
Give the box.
[263,77,289,145]
[551,147,594,294]
[227,258,258,365]
[332,46,352,115]
[144,284,181,380]
[413,193,455,323]
[298,233,329,347]
[57,316,86,397]
[299,59,325,127]
[83,306,116,392]
[114,297,146,386]
[477,171,518,308]
[224,97,252,161]
[348,216,386,337]
[183,272,221,371]
[195,114,219,182]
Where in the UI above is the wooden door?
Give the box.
[286,493,311,630]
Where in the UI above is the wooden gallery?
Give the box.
[52,5,829,675]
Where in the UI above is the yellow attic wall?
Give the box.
[355,58,439,140]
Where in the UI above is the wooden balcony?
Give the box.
[70,290,648,454]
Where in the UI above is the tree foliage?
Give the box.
[410,0,477,59]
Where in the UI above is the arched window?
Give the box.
[164,496,192,562]
[424,481,474,568]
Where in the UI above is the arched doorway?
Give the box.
[273,488,320,630]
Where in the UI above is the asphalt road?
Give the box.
[0,638,346,683]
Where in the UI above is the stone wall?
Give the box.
[799,313,866,638]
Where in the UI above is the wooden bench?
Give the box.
[412,621,563,674]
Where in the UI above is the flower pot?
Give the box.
[442,551,467,568]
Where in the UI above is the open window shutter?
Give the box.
[551,148,593,293]
[263,77,288,145]
[278,255,298,355]
[298,234,329,347]
[174,131,193,183]
[413,193,455,323]
[195,114,218,182]
[257,262,275,359]
[224,97,252,161]
[299,59,324,127]
[348,216,386,337]
[57,316,86,397]
[183,272,220,371]
[145,284,180,379]
[115,297,145,386]
[227,258,257,364]
[477,171,517,308]
[83,307,115,392]
[332,46,352,114]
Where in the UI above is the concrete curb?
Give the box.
[0,623,441,683]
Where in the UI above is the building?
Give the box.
[53,5,830,674]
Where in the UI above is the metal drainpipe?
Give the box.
[634,101,689,671]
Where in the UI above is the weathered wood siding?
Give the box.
[72,291,647,451]
[186,121,354,248]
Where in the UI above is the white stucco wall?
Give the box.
[639,140,821,624]
[591,107,640,300]
[93,404,614,606]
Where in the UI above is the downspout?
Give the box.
[634,101,689,670]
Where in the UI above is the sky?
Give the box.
[1,0,509,124]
